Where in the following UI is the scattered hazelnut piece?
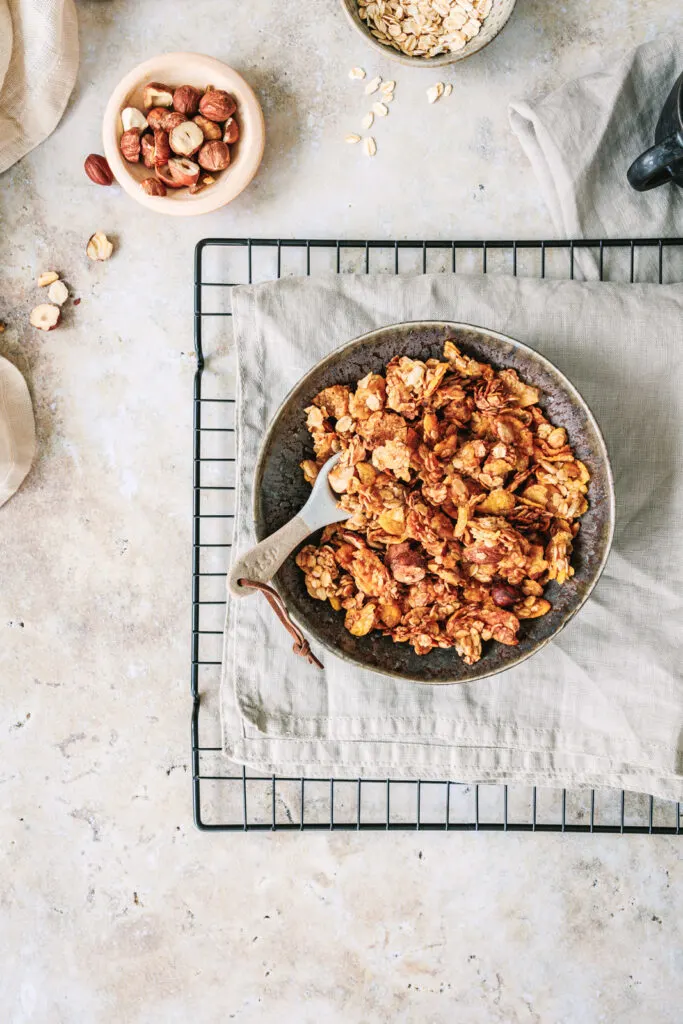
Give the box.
[222,116,239,144]
[199,88,236,122]
[120,128,142,163]
[197,140,230,172]
[140,177,167,197]
[121,106,148,132]
[193,114,222,141]
[37,271,60,288]
[47,280,69,306]
[201,175,216,185]
[141,129,171,169]
[29,304,60,331]
[165,157,200,187]
[169,121,204,157]
[84,153,114,186]
[142,82,174,110]
[188,182,204,195]
[172,85,202,116]
[86,232,114,262]
[73,298,81,306]
[0,322,6,333]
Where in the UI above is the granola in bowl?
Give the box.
[295,340,590,666]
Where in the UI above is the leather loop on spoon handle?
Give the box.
[228,515,311,597]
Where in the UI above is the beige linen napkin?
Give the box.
[221,273,683,801]
[0,355,35,506]
[0,0,78,174]
[509,34,683,257]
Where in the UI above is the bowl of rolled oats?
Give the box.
[340,0,516,65]
[254,321,614,684]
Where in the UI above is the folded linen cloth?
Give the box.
[0,0,78,174]
[509,34,683,263]
[221,273,683,800]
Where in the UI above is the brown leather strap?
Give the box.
[237,578,324,670]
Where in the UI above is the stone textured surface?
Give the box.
[0,1,682,1021]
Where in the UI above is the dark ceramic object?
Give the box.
[254,322,615,684]
[627,70,683,191]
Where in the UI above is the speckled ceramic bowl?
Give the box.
[339,0,517,67]
[255,322,615,684]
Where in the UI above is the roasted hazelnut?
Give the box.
[86,231,114,261]
[198,88,236,122]
[141,129,171,169]
[173,85,202,116]
[84,153,113,186]
[193,114,222,141]
[147,107,170,130]
[197,140,231,171]
[222,116,239,144]
[169,120,204,157]
[140,177,167,197]
[161,111,186,132]
[142,82,174,110]
[491,582,521,609]
[120,128,142,163]
[29,303,60,331]
[385,542,426,584]
[158,157,200,188]
[121,106,148,132]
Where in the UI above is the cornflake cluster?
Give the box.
[296,341,590,665]
[357,0,493,59]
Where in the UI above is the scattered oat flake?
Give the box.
[364,136,377,157]
[345,133,362,144]
[365,76,382,95]
[372,102,388,117]
[362,111,374,130]
[444,83,453,97]
[349,67,366,80]
[381,81,396,94]
[427,83,445,104]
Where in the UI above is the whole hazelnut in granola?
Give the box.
[296,341,591,665]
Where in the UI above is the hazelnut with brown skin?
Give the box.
[140,178,167,197]
[172,85,202,116]
[157,157,200,188]
[385,542,426,584]
[84,153,113,185]
[193,114,222,141]
[197,140,231,172]
[120,128,142,163]
[222,116,239,144]
[141,129,171,169]
[147,107,169,130]
[199,88,236,122]
[491,582,521,609]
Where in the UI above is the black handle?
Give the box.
[627,132,683,191]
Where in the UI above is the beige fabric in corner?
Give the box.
[221,273,683,800]
[0,0,79,174]
[0,355,35,506]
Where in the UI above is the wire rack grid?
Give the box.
[191,236,683,834]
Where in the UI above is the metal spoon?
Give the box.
[228,453,351,598]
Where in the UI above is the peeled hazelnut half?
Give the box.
[222,117,239,144]
[198,89,236,122]
[140,178,167,196]
[121,106,148,132]
[29,304,60,331]
[198,140,230,172]
[142,82,174,110]
[193,114,222,141]
[47,280,69,306]
[173,85,202,116]
[86,232,114,261]
[120,128,142,163]
[166,157,200,187]
[169,121,204,157]
[37,271,59,287]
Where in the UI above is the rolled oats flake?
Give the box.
[355,0,491,58]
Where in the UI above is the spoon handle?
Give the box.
[228,515,311,598]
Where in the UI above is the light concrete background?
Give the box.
[1,1,682,1021]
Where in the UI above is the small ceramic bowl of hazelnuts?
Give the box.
[99,52,265,215]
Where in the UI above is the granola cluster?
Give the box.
[296,341,590,665]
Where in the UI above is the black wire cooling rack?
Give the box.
[192,236,683,834]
